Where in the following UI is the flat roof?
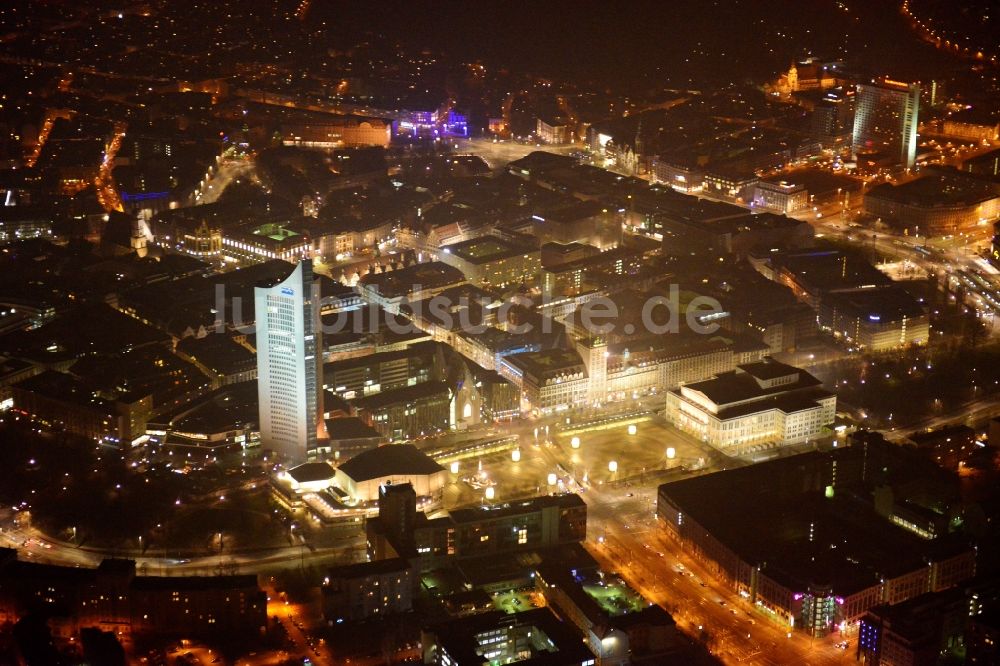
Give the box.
[824,285,926,321]
[533,200,606,224]
[325,416,384,441]
[866,174,998,208]
[681,365,822,407]
[503,348,585,379]
[326,557,411,581]
[774,249,892,292]
[449,494,585,525]
[349,380,451,410]
[443,236,535,264]
[739,358,803,381]
[131,574,261,591]
[425,607,595,666]
[358,261,466,299]
[658,450,972,596]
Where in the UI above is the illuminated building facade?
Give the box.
[322,558,414,622]
[657,446,977,636]
[537,117,571,144]
[280,115,391,148]
[255,260,325,462]
[366,490,587,572]
[352,381,453,442]
[422,608,597,666]
[665,359,835,450]
[852,79,920,169]
[0,551,266,640]
[752,180,809,214]
[439,237,541,288]
[863,174,1000,236]
[498,348,588,415]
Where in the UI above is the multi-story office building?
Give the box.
[422,608,597,666]
[703,167,758,203]
[755,248,927,351]
[498,348,588,415]
[12,370,152,446]
[964,147,1000,178]
[452,326,542,371]
[280,115,392,148]
[650,156,703,193]
[820,285,930,351]
[356,261,467,314]
[665,359,835,451]
[352,380,452,441]
[0,551,266,641]
[530,201,622,251]
[810,88,855,148]
[857,589,969,665]
[366,484,587,572]
[852,79,920,169]
[537,117,571,145]
[863,172,1000,236]
[222,222,313,265]
[941,109,999,143]
[752,180,810,214]
[439,237,541,288]
[255,260,325,461]
[324,342,442,401]
[321,558,414,622]
[535,564,677,666]
[657,445,976,636]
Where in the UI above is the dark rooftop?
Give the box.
[358,261,466,299]
[325,416,385,441]
[502,348,585,379]
[424,607,595,666]
[338,443,444,481]
[658,449,972,597]
[866,173,998,208]
[287,461,336,484]
[442,236,536,264]
[350,380,452,410]
[449,494,585,525]
[325,557,411,581]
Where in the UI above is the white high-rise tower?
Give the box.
[255,261,325,462]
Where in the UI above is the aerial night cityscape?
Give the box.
[1,1,1000,665]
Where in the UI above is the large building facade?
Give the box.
[665,359,836,451]
[255,260,324,461]
[852,80,920,169]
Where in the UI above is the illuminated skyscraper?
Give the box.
[852,79,920,169]
[255,260,325,462]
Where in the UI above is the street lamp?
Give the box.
[570,436,580,449]
[608,460,618,473]
[485,486,495,501]
[511,448,521,462]
[450,461,459,474]
[627,424,637,436]
[547,473,557,486]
